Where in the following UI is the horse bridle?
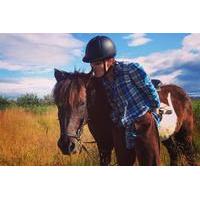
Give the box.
[59,74,98,162]
[61,72,93,142]
[61,112,88,141]
[61,112,97,163]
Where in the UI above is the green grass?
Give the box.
[192,100,200,160]
[192,99,200,128]
[22,105,50,114]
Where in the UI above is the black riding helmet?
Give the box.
[82,36,116,63]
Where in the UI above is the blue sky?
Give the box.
[0,33,200,98]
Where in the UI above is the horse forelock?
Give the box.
[53,79,70,105]
[68,77,83,107]
[53,72,86,108]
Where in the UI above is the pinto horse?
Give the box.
[53,69,196,166]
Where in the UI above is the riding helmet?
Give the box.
[82,36,116,63]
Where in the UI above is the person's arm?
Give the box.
[128,63,160,109]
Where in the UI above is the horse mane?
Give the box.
[53,71,86,106]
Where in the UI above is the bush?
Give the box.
[41,94,54,105]
[17,94,40,107]
[16,94,54,114]
[23,105,49,114]
[0,96,11,110]
[1,93,55,113]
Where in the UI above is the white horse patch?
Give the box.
[158,92,177,141]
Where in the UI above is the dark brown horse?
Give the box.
[53,69,196,166]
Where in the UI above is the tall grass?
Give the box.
[0,106,99,166]
[0,100,200,166]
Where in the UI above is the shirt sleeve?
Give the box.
[128,63,160,109]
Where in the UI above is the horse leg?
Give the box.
[91,137,113,166]
[162,137,180,165]
[175,127,197,166]
[88,122,113,166]
[134,112,160,166]
[98,145,113,166]
[112,125,136,166]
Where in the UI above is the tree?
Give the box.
[17,94,40,107]
[0,96,10,110]
[42,94,54,105]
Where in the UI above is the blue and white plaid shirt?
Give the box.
[102,61,161,128]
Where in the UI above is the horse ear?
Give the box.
[54,68,70,82]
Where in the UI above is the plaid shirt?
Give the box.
[102,61,160,127]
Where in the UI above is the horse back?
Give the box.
[158,84,193,132]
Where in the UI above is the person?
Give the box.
[82,35,161,165]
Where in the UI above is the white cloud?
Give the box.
[0,33,84,71]
[0,33,84,97]
[118,33,200,85]
[153,70,182,84]
[0,60,26,71]
[182,33,200,51]
[1,33,200,97]
[0,77,56,97]
[123,33,152,47]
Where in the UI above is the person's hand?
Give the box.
[151,108,159,114]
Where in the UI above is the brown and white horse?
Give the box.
[53,69,196,166]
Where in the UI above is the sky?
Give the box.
[0,33,200,98]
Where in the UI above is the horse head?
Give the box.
[53,69,92,155]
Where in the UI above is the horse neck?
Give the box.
[97,82,112,116]
[94,79,108,100]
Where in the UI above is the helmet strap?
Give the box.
[103,61,107,74]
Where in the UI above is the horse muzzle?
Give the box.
[57,134,80,155]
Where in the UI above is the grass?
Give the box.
[192,100,200,160]
[0,106,99,166]
[192,99,200,127]
[0,100,200,166]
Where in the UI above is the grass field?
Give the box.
[0,106,100,166]
[0,101,200,166]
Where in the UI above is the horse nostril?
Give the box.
[68,142,76,153]
[57,136,77,155]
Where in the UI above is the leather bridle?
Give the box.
[60,72,94,144]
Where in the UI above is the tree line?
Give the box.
[0,94,54,110]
